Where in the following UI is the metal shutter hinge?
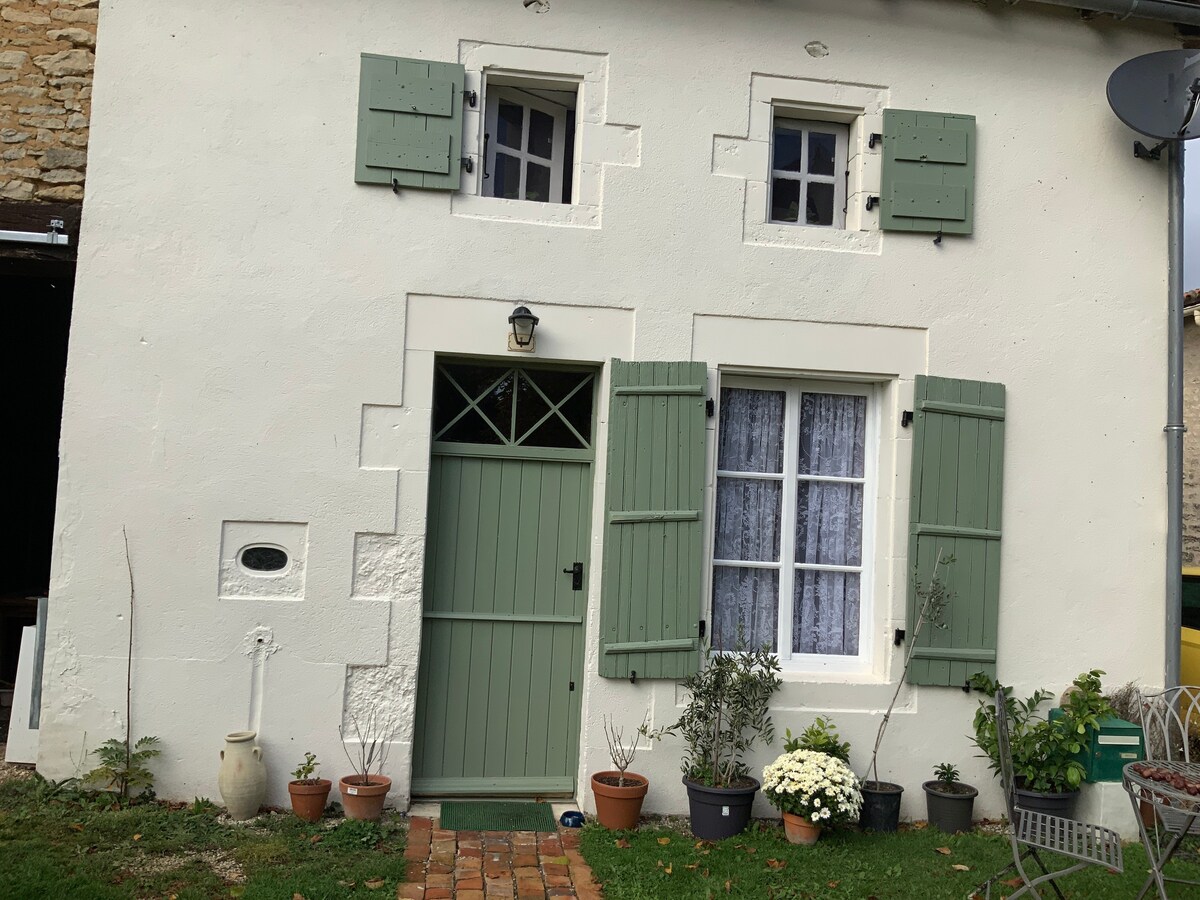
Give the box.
[461,157,474,173]
[569,681,575,691]
[869,132,883,149]
[900,410,913,428]
[630,670,637,685]
[893,628,905,646]
[705,398,714,418]
[698,619,706,639]
[463,89,477,108]
[865,196,879,211]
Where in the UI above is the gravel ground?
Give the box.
[0,744,35,784]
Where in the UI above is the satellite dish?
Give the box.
[1108,49,1200,142]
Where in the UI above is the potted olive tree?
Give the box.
[922,763,978,833]
[969,669,1113,819]
[590,711,650,830]
[647,640,782,840]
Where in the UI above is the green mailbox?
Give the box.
[1048,710,1145,782]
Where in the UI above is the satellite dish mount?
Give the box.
[1108,51,1200,161]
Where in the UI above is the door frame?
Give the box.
[411,357,599,797]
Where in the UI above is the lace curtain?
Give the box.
[712,388,865,656]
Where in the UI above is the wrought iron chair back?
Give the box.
[1139,685,1200,763]
[994,688,1020,824]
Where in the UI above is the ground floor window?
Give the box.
[712,377,873,670]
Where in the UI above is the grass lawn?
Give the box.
[579,818,1200,899]
[0,774,408,899]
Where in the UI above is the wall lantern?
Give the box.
[508,305,539,352]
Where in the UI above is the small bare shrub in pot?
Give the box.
[288,752,332,823]
[590,711,650,830]
[646,639,782,840]
[922,763,978,833]
[338,711,396,821]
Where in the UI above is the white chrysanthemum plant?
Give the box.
[762,749,863,826]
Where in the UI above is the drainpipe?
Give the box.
[1167,141,1185,689]
[1010,0,1200,28]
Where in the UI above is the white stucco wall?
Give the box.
[41,0,1173,830]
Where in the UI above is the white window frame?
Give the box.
[711,375,877,674]
[768,116,849,229]
[483,85,569,204]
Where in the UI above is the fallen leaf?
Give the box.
[665,864,673,875]
[658,836,671,845]
[337,882,355,889]
[702,868,710,878]
[952,864,971,872]
[309,834,322,845]
[743,846,757,854]
[364,878,385,889]
[656,860,664,869]
[132,834,142,841]
[766,858,786,870]
[615,838,631,849]
[68,823,84,832]
[699,848,711,855]
[936,846,952,856]
[1002,877,1023,887]
[912,820,928,830]
[293,894,306,900]
[685,863,699,870]
[725,879,733,893]
[827,881,839,889]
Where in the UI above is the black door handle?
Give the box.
[562,562,583,591]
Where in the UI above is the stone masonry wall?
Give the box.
[1184,315,1200,567]
[0,0,96,202]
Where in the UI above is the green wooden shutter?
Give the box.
[599,360,708,679]
[355,53,464,190]
[881,109,975,235]
[907,375,1005,686]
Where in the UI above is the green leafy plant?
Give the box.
[783,716,851,763]
[645,639,782,788]
[932,763,960,786]
[291,752,321,785]
[969,669,1113,793]
[82,736,161,801]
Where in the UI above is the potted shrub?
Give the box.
[922,763,978,833]
[288,752,332,823]
[783,716,851,763]
[762,749,862,845]
[338,712,395,821]
[646,640,782,840]
[969,669,1113,819]
[860,552,952,832]
[590,711,650,830]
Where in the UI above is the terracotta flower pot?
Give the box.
[338,774,391,821]
[591,771,649,830]
[782,811,822,845]
[288,778,332,823]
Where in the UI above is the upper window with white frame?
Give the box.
[483,82,577,204]
[769,115,848,228]
[712,378,873,671]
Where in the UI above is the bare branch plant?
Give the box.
[603,711,649,787]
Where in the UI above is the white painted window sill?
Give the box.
[451,192,600,229]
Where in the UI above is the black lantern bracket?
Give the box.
[508,305,540,352]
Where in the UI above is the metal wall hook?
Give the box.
[865,195,879,211]
[933,230,943,246]
[392,178,401,194]
[630,671,637,685]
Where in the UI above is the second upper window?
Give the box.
[769,115,848,229]
[483,84,576,204]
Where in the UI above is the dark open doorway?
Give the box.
[0,255,73,742]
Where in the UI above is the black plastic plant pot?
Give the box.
[859,780,904,832]
[1014,784,1079,819]
[922,781,978,833]
[683,776,760,840]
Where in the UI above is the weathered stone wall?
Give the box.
[1184,315,1200,567]
[0,0,96,202]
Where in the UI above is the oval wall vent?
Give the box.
[239,545,289,573]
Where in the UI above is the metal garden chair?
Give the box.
[972,689,1123,899]
[1128,686,1200,897]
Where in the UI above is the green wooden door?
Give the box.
[412,363,595,796]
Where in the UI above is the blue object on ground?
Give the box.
[559,810,585,828]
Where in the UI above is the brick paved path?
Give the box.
[399,816,602,899]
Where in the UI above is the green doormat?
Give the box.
[439,800,557,832]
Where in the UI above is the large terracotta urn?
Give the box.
[218,730,266,820]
